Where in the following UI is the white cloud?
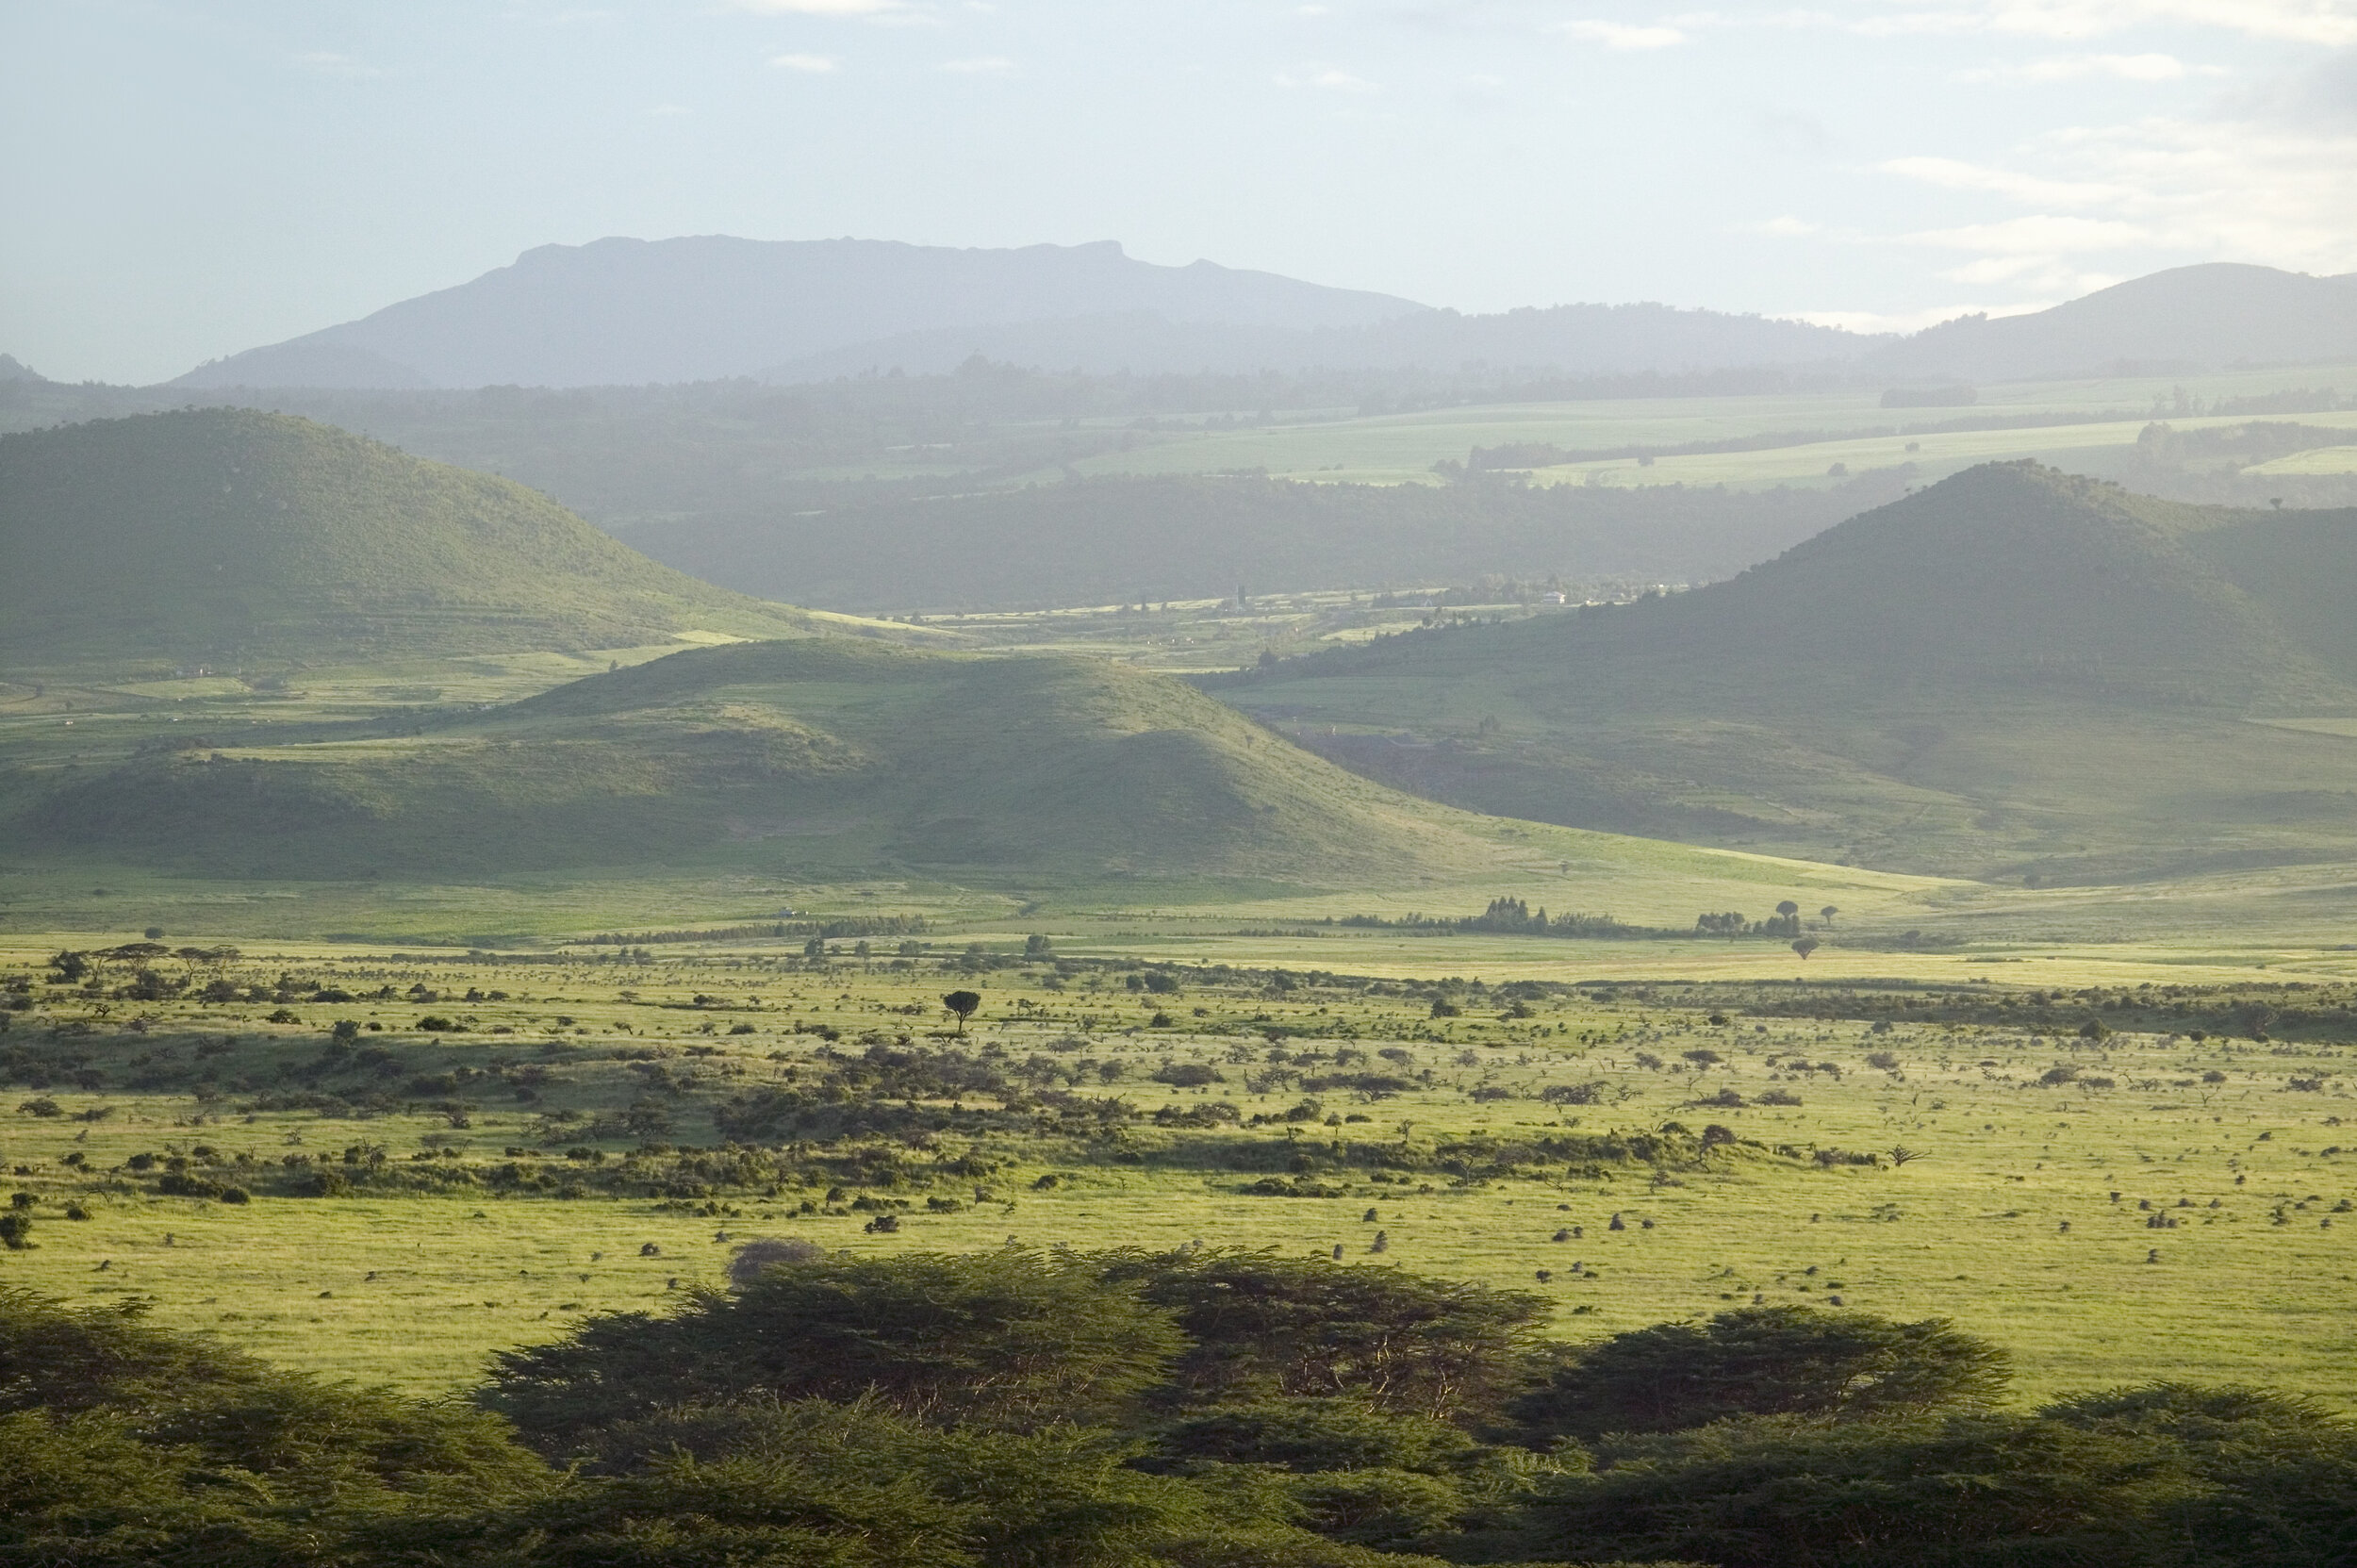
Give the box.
[1556,18,1689,48]
[1875,112,2357,289]
[1847,1,2357,45]
[1958,51,2207,80]
[2048,115,2357,262]
[1903,213,2151,250]
[1743,214,1823,235]
[771,52,841,71]
[938,54,1014,72]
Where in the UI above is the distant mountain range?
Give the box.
[171,237,1425,389]
[149,240,2357,393]
[168,235,1865,389]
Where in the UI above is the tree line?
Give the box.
[5,1246,2350,1566]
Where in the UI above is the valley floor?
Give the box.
[3,932,2349,1405]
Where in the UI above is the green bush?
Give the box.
[1159,1398,1478,1474]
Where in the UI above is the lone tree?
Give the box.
[1792,937,1821,961]
[942,990,982,1035]
[1776,900,1801,919]
[1821,905,1838,926]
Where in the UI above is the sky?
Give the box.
[6,0,2357,384]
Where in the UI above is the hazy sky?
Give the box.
[8,0,2357,383]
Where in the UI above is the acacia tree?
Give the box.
[1512,1305,2011,1438]
[1098,1247,1549,1421]
[942,990,982,1035]
[1793,937,1821,961]
[480,1248,1183,1447]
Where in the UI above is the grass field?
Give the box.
[2249,444,2357,475]
[3,930,2350,1409]
[1526,408,2357,491]
[1060,364,2357,488]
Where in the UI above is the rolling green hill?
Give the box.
[0,408,834,675]
[1216,464,2357,883]
[9,637,1556,884]
[8,635,1946,924]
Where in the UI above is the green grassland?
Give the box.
[2,933,2351,1408]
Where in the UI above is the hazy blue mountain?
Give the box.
[175,342,433,390]
[169,237,1426,389]
[0,355,45,383]
[760,300,1875,381]
[1872,264,2357,382]
[170,241,2356,394]
[170,233,1878,390]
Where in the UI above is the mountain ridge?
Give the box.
[165,241,2357,395]
[168,234,1873,389]
[172,237,1426,390]
[1874,265,2357,383]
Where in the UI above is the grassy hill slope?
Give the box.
[9,638,1591,885]
[1215,464,2357,883]
[0,409,832,675]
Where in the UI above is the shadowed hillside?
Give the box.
[2186,506,2357,686]
[0,409,832,673]
[1217,464,2357,882]
[622,471,1914,611]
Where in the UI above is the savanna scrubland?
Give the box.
[8,312,2357,1563]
